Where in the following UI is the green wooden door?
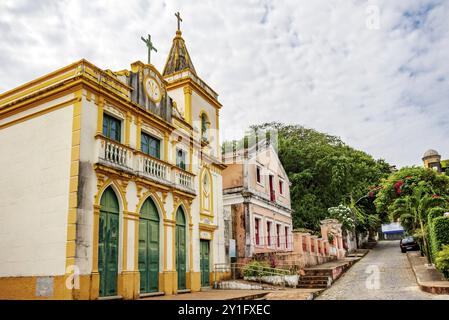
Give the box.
[139,198,160,293]
[200,240,210,287]
[176,207,186,290]
[98,187,120,297]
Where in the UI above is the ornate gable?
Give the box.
[126,61,173,122]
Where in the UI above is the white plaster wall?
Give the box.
[166,87,185,117]
[191,92,219,158]
[127,220,135,271]
[126,181,138,213]
[129,117,137,149]
[190,194,200,272]
[0,101,74,277]
[76,92,98,274]
[212,172,226,266]
[126,181,139,271]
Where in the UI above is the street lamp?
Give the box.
[352,194,370,249]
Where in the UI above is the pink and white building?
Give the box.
[222,140,293,263]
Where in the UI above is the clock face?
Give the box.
[144,76,162,103]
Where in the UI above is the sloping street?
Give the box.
[317,241,449,300]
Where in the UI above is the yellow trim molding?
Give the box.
[183,86,192,124]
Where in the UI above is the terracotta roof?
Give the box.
[163,31,196,76]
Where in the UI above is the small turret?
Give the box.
[422,149,442,172]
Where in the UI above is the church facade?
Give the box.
[0,26,226,299]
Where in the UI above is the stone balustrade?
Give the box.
[99,138,132,169]
[140,153,170,183]
[97,135,195,194]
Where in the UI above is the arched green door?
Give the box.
[98,187,120,297]
[139,197,160,293]
[176,207,187,290]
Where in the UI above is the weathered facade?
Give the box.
[222,141,293,264]
[0,28,226,299]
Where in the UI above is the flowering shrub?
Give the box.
[394,180,404,195]
[435,245,449,279]
[328,205,355,230]
[368,185,383,198]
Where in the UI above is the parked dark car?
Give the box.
[400,236,420,253]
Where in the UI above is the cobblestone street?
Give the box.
[317,240,449,300]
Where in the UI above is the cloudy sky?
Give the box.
[1,0,448,167]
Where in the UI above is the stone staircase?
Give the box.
[297,269,332,289]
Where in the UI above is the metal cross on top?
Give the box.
[175,11,182,31]
[141,34,157,64]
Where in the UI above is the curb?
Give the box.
[310,252,368,300]
[406,252,449,295]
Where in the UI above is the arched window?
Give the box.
[201,169,212,213]
[201,113,208,141]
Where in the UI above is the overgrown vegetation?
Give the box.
[435,245,449,279]
[375,166,449,266]
[429,216,449,262]
[242,260,290,277]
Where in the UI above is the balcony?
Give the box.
[98,137,133,171]
[138,153,170,185]
[172,167,195,194]
[96,135,196,195]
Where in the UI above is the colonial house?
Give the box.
[222,140,294,264]
[0,24,226,299]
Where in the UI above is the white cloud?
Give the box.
[1,0,448,167]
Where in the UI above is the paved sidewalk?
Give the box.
[141,288,321,301]
[140,289,268,300]
[305,256,361,271]
[407,251,449,294]
[264,288,321,300]
[316,241,449,300]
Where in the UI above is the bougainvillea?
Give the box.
[375,167,449,222]
[394,180,404,195]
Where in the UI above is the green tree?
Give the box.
[389,181,448,262]
[374,166,449,220]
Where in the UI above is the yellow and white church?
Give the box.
[0,20,227,299]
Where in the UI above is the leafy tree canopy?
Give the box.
[374,166,449,221]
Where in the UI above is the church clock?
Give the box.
[143,75,163,103]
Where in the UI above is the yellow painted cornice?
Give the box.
[199,223,218,232]
[166,77,222,110]
[172,188,196,200]
[0,59,84,103]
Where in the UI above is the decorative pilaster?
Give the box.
[136,116,142,151]
[164,132,169,161]
[125,112,132,146]
[64,90,82,300]
[96,96,104,135]
[183,86,192,124]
